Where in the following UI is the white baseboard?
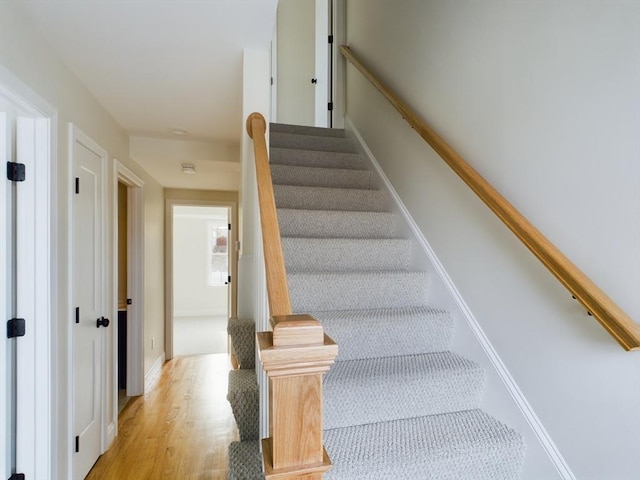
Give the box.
[345,115,576,480]
[144,351,166,391]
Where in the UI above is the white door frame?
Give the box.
[164,199,237,360]
[111,161,144,433]
[0,66,56,480]
[67,124,109,473]
[331,0,346,128]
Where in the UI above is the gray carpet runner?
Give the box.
[226,123,526,479]
[272,123,525,479]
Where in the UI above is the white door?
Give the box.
[277,0,331,127]
[0,111,12,480]
[71,127,107,480]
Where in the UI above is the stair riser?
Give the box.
[278,209,399,239]
[271,164,371,189]
[271,147,365,170]
[227,370,259,442]
[271,123,346,138]
[274,185,386,212]
[324,353,486,430]
[283,238,411,272]
[288,272,430,312]
[271,131,357,153]
[313,308,454,360]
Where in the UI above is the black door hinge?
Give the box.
[328,35,334,44]
[9,473,26,480]
[74,177,80,194]
[75,307,80,324]
[328,102,334,111]
[270,77,274,86]
[75,435,80,453]
[228,223,231,231]
[127,298,132,305]
[7,162,26,182]
[7,318,26,338]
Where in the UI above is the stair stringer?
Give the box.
[344,115,575,480]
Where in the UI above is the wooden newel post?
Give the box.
[258,314,338,479]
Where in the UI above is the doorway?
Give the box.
[165,200,237,360]
[171,205,230,356]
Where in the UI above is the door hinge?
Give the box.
[270,77,274,86]
[74,177,79,194]
[228,223,231,231]
[228,275,231,283]
[75,307,80,324]
[9,473,26,480]
[7,161,26,182]
[75,435,80,453]
[328,102,334,111]
[328,35,334,44]
[7,318,26,338]
[127,298,132,305]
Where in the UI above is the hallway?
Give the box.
[86,354,238,480]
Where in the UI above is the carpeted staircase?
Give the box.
[227,123,526,479]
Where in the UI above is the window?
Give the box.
[208,223,229,286]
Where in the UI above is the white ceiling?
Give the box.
[15,0,278,190]
[15,0,278,143]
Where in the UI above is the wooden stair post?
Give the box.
[258,315,338,480]
[247,112,339,479]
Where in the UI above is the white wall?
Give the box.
[344,1,640,478]
[0,2,166,478]
[172,210,228,317]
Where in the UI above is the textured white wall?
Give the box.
[0,2,166,478]
[344,1,640,478]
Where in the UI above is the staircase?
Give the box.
[227,122,527,479]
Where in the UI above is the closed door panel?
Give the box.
[72,130,105,480]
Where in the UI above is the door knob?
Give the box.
[96,317,110,328]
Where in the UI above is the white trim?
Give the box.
[165,199,237,360]
[144,352,166,391]
[113,160,145,401]
[346,116,577,480]
[67,123,109,474]
[330,0,346,128]
[1,70,56,480]
[0,111,8,480]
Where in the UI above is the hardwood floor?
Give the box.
[86,354,239,480]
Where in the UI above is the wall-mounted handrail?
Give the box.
[339,45,640,351]
[246,112,338,479]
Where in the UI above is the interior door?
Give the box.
[0,111,13,480]
[277,0,331,127]
[71,128,106,480]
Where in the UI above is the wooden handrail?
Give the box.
[339,45,640,351]
[246,113,338,479]
[246,112,292,317]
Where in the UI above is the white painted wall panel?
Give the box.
[344,1,640,478]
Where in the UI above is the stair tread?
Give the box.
[324,352,485,429]
[228,441,263,480]
[324,409,526,480]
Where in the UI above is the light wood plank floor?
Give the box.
[86,354,239,480]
